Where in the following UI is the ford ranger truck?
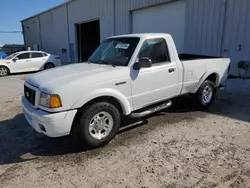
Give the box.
[22,33,230,148]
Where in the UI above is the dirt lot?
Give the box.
[0,74,250,188]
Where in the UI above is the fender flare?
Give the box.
[192,70,220,93]
[71,88,132,115]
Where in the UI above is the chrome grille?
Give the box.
[24,85,36,106]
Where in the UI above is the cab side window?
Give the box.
[17,53,30,60]
[139,38,170,65]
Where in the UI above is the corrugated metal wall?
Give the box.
[184,0,226,56]
[22,17,42,50]
[22,0,115,62]
[67,0,114,61]
[39,5,69,62]
[22,0,250,75]
[113,0,227,56]
[67,0,114,43]
[221,0,250,75]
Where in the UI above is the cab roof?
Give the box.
[107,33,171,39]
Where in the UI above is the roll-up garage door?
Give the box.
[132,0,186,53]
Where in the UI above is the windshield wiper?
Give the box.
[96,60,116,67]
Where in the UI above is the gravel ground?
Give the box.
[0,74,250,188]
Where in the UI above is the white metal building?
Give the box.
[21,0,250,76]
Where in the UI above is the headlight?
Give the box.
[39,92,62,108]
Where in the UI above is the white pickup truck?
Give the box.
[22,33,230,148]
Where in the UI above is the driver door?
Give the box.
[131,38,179,109]
[11,52,32,73]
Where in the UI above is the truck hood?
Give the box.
[26,63,128,93]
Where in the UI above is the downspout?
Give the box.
[66,4,71,63]
[38,16,43,50]
[113,0,116,35]
[219,0,227,56]
[21,23,27,49]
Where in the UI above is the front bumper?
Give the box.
[22,96,77,137]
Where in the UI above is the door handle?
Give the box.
[169,68,175,73]
[26,60,30,62]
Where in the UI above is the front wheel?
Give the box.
[73,102,121,148]
[196,80,217,109]
[0,66,10,77]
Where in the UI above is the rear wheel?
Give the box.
[44,63,55,70]
[73,102,121,149]
[0,66,10,77]
[196,80,216,109]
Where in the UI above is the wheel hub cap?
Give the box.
[0,67,7,76]
[202,85,213,104]
[89,112,114,140]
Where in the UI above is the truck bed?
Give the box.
[180,55,230,95]
[179,53,220,61]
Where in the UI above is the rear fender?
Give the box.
[191,70,220,93]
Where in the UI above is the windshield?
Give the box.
[89,37,140,66]
[5,53,19,60]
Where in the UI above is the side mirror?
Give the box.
[133,57,152,70]
[13,57,18,62]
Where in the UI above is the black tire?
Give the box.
[0,66,10,77]
[44,63,55,70]
[73,102,121,149]
[196,80,217,109]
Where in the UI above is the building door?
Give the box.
[132,0,186,53]
[76,20,100,62]
[221,0,250,76]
